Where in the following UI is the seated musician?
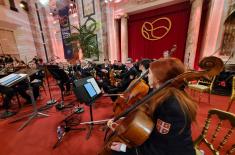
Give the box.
[112,60,126,71]
[0,79,40,118]
[138,59,152,84]
[103,58,139,101]
[100,58,112,79]
[103,58,112,72]
[108,57,197,155]
[117,61,126,72]
[112,60,119,70]
[79,61,94,78]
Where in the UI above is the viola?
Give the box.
[99,56,224,155]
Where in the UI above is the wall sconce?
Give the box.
[20,1,29,12]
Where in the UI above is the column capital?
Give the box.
[120,13,128,19]
[115,13,128,19]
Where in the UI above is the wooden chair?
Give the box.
[227,76,235,111]
[188,77,215,104]
[194,109,235,155]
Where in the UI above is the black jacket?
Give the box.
[117,67,139,91]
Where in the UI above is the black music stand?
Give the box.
[6,71,49,131]
[47,65,73,109]
[73,77,103,139]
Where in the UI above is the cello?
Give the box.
[113,70,149,116]
[99,56,224,155]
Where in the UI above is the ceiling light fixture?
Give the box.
[39,0,49,6]
[20,1,29,12]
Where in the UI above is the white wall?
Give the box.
[0,0,37,62]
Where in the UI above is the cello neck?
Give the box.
[125,70,149,93]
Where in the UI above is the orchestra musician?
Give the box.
[0,80,40,117]
[107,58,197,155]
[103,58,112,71]
[103,58,139,101]
[0,57,45,118]
[99,58,112,80]
[138,59,152,84]
[112,60,119,70]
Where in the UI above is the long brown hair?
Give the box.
[149,58,197,122]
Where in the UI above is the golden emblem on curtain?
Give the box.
[141,17,172,41]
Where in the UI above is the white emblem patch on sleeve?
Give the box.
[156,119,171,134]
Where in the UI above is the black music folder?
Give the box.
[73,77,102,105]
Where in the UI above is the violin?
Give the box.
[99,56,224,155]
[109,69,116,86]
[109,69,122,87]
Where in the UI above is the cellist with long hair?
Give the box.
[107,57,197,155]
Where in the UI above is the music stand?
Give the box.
[6,70,49,131]
[47,65,74,109]
[73,76,103,139]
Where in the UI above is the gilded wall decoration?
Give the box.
[141,17,172,41]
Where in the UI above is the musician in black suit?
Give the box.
[103,59,112,71]
[138,59,152,84]
[103,58,139,101]
[0,79,40,118]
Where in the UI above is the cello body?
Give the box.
[100,109,154,155]
[113,79,149,116]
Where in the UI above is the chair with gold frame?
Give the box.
[194,108,235,155]
[188,77,215,104]
[227,76,235,111]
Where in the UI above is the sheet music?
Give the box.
[0,73,27,87]
[86,78,101,95]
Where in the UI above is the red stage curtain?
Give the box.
[128,2,191,61]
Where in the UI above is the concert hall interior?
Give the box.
[0,0,235,155]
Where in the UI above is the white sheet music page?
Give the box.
[86,78,101,95]
[0,73,27,87]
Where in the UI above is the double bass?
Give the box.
[99,56,224,155]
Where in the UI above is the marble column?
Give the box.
[200,0,225,59]
[27,0,42,58]
[114,19,120,61]
[184,0,203,69]
[121,14,129,63]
